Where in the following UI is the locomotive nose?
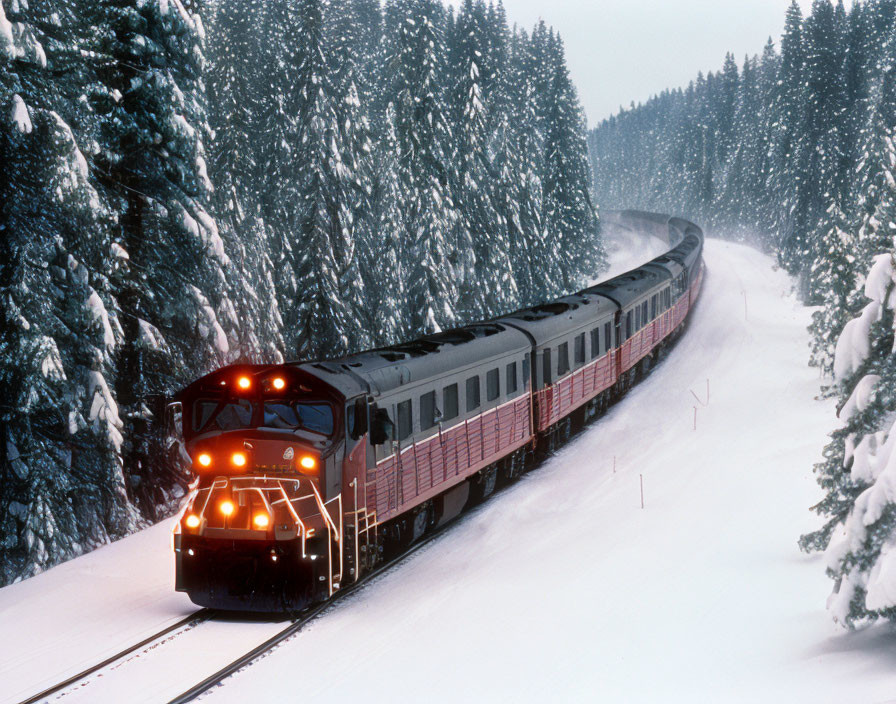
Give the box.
[189,434,320,477]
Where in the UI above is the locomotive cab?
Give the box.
[171,364,366,612]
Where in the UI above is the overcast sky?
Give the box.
[448,0,819,126]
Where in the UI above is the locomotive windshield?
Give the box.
[193,399,254,433]
[262,401,335,436]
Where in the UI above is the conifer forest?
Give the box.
[0,0,600,584]
[590,0,896,627]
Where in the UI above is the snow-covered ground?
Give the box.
[4,239,896,704]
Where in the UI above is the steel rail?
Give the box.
[165,525,452,704]
[16,608,215,704]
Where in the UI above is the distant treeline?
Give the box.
[0,0,600,584]
[590,0,896,628]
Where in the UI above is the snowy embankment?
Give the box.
[4,239,896,703]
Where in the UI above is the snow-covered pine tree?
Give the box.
[278,0,366,358]
[205,0,283,364]
[498,25,546,307]
[808,200,858,378]
[324,0,375,353]
[87,0,233,518]
[801,0,850,302]
[448,0,517,321]
[801,247,896,627]
[767,2,807,265]
[0,0,138,582]
[387,0,459,334]
[541,32,604,295]
[361,104,407,345]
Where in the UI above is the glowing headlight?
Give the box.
[231,452,247,468]
[253,513,270,528]
[237,376,251,390]
[272,377,286,390]
[300,455,316,470]
[185,514,200,529]
[197,453,212,468]
[220,500,235,516]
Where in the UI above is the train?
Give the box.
[169,210,704,611]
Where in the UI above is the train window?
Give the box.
[542,349,552,386]
[604,322,612,351]
[263,401,334,436]
[506,362,518,394]
[193,399,254,433]
[558,342,570,375]
[590,328,600,359]
[642,301,648,324]
[466,376,481,412]
[625,312,632,340]
[420,390,437,430]
[346,398,368,440]
[522,354,530,388]
[397,400,413,441]
[443,383,459,421]
[634,306,640,331]
[487,369,500,402]
[651,295,657,319]
[575,333,586,366]
[666,288,671,307]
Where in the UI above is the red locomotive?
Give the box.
[170,211,704,611]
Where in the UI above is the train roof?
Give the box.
[583,265,671,309]
[497,292,617,344]
[324,323,532,397]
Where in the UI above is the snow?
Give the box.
[137,318,169,354]
[833,301,879,381]
[11,94,33,135]
[839,373,880,422]
[4,240,896,703]
[87,370,124,453]
[37,336,65,380]
[87,289,117,350]
[0,3,14,59]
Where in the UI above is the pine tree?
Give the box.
[283,0,367,358]
[361,104,407,344]
[448,0,517,320]
[801,248,896,627]
[0,0,137,581]
[808,201,857,378]
[541,32,604,295]
[388,0,459,334]
[87,0,233,517]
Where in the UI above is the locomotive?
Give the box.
[170,211,704,611]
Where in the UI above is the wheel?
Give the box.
[469,466,497,504]
[411,501,434,542]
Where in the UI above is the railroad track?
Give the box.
[166,519,463,704]
[16,608,215,704]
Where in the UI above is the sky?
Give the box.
[449,0,818,126]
